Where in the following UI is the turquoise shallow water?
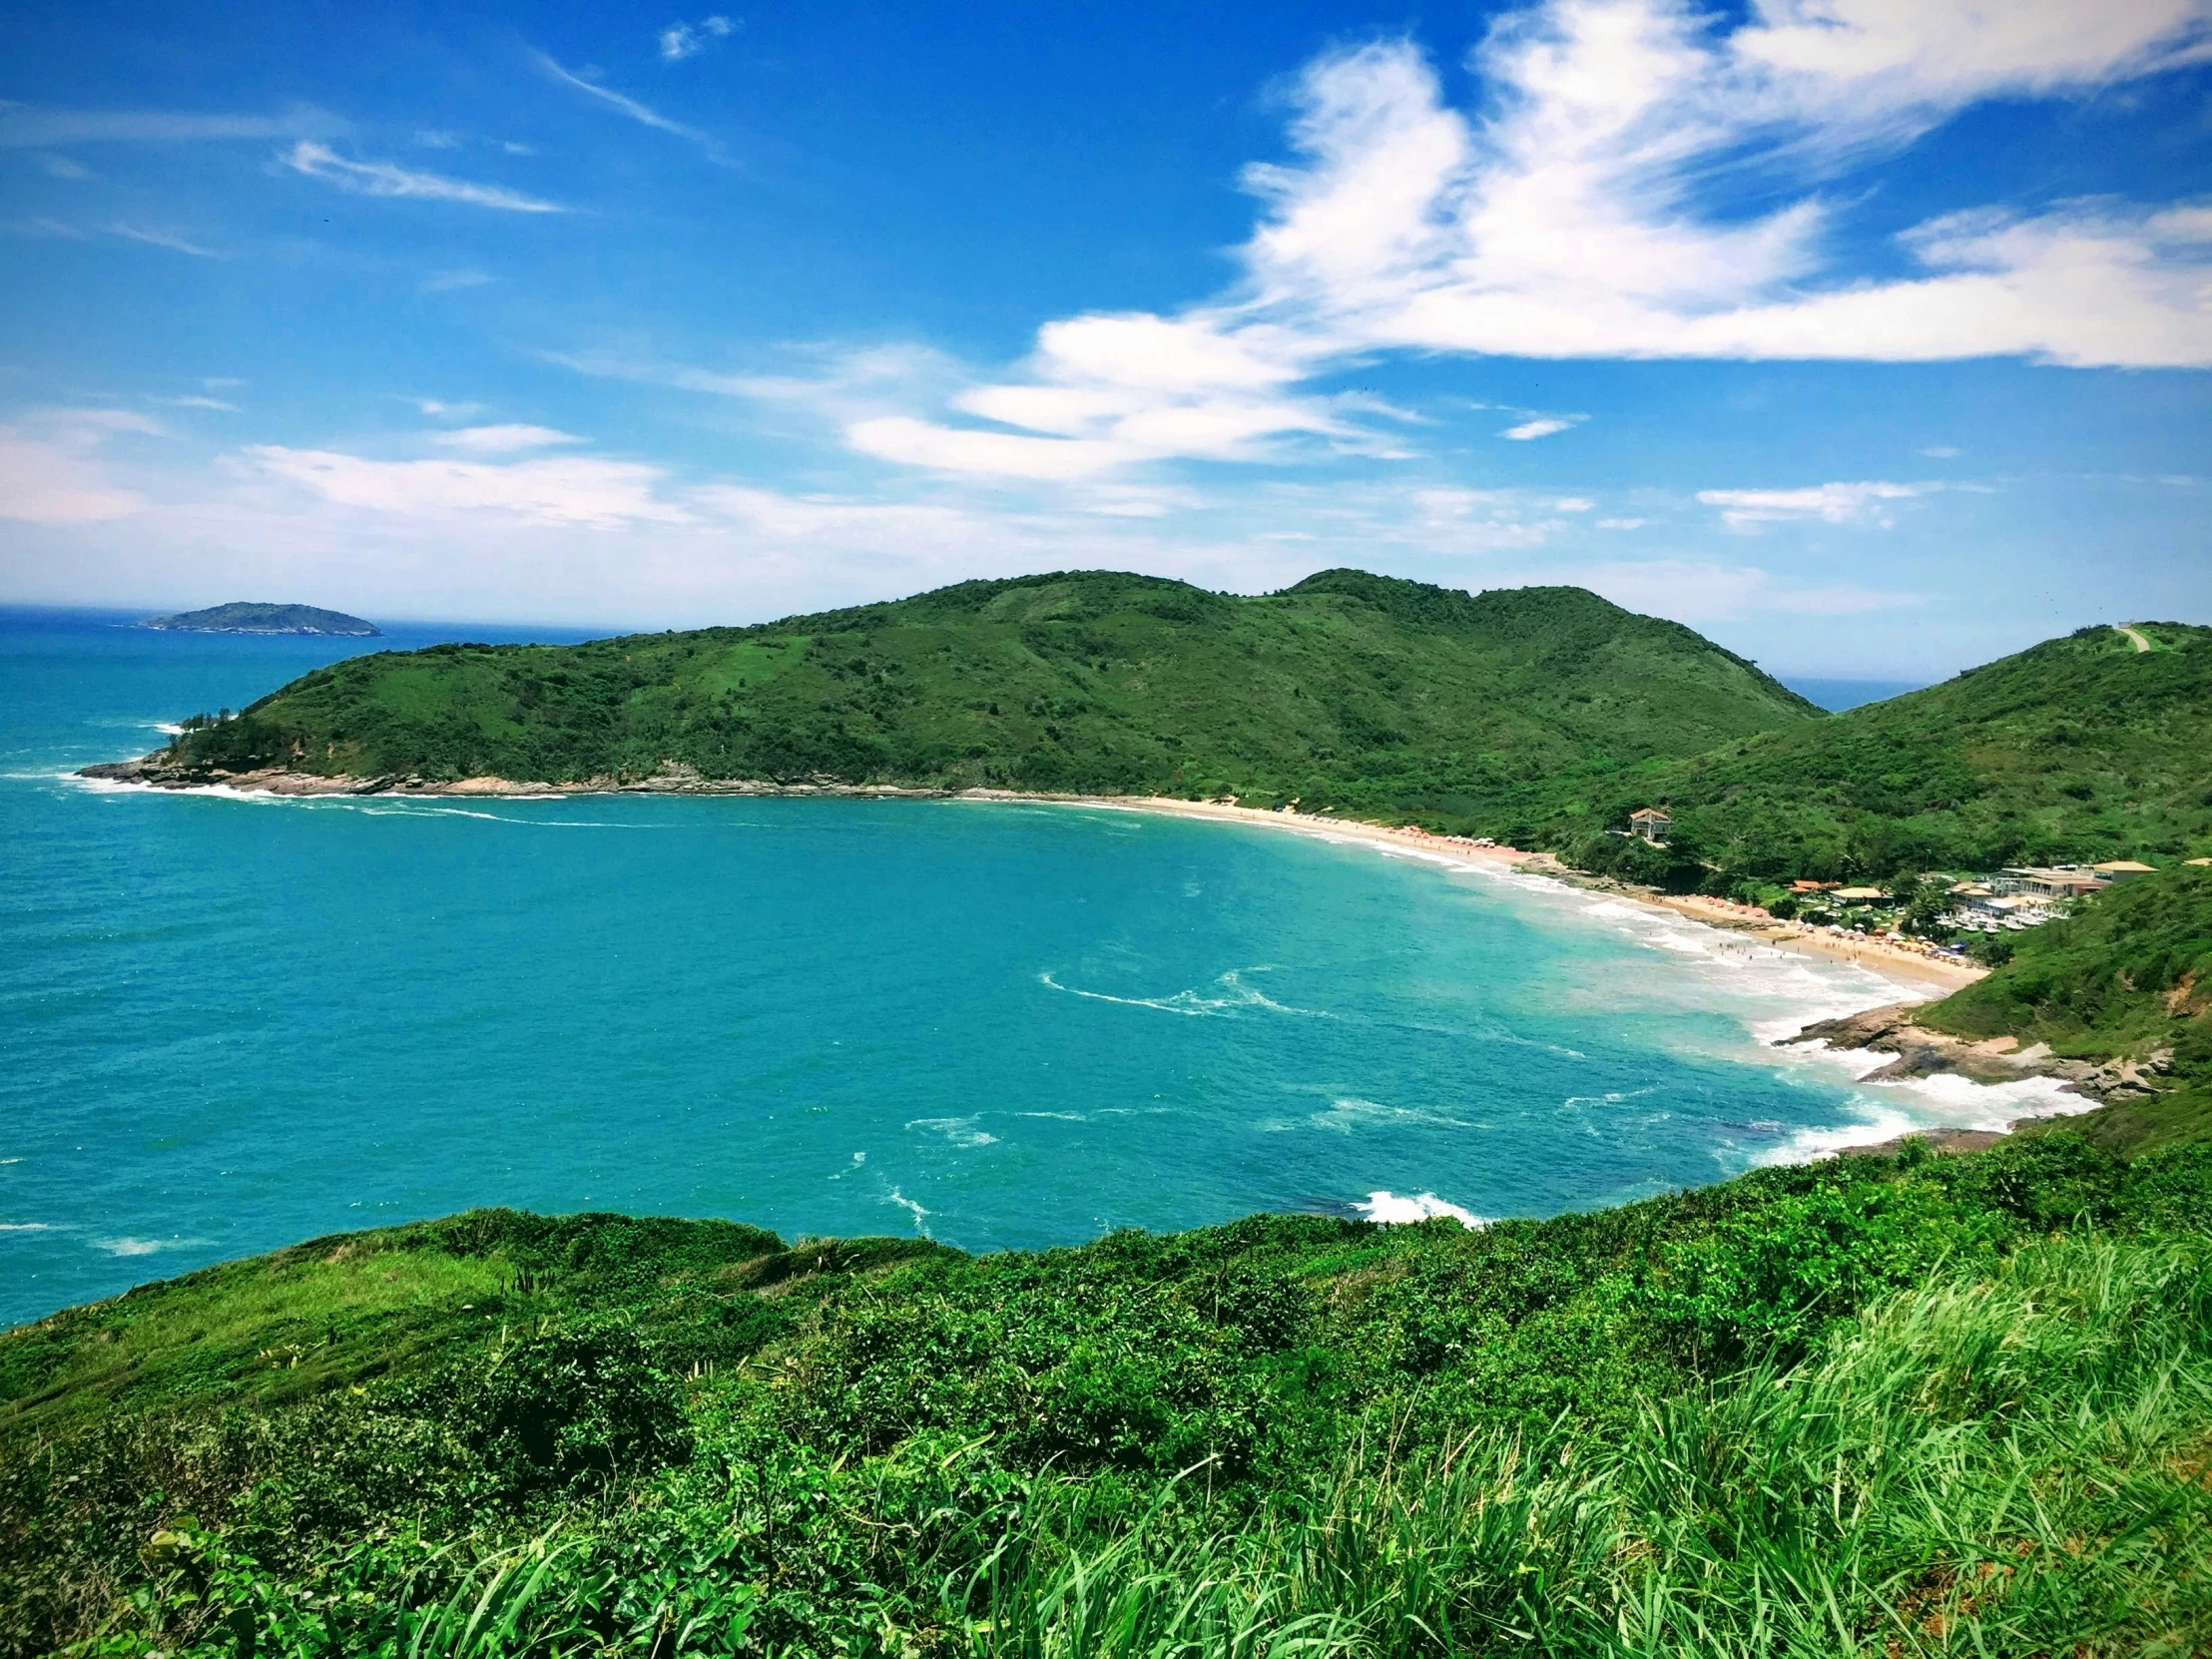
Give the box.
[0,611,2067,1329]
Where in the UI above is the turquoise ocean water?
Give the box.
[0,610,2068,1329]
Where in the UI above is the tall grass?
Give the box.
[966,1232,2212,1657]
[61,1229,2212,1657]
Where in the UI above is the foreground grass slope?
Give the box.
[151,571,1814,821]
[1569,621,2212,884]
[8,1133,2212,1657]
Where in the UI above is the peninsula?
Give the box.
[136,601,380,636]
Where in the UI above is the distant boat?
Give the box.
[137,602,380,637]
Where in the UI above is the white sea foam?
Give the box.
[1356,1191,1485,1227]
[1291,1097,1478,1135]
[1038,967,1329,1019]
[904,1115,999,1148]
[884,1189,931,1237]
[93,1235,199,1256]
[0,1222,54,1232]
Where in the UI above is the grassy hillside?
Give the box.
[146,570,1815,824]
[1566,622,2212,887]
[1917,864,2212,1151]
[8,1136,2212,1656]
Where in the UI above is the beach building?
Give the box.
[1950,887,2047,928]
[1629,808,1671,843]
[2093,860,2157,882]
[1994,866,2108,900]
[1832,885,1889,904]
[1789,879,1838,894]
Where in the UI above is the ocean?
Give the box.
[0,609,2070,1329]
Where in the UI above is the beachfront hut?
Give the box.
[1629,808,1671,843]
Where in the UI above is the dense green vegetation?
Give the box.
[1563,622,2212,887]
[1917,864,2212,1151]
[8,1132,2212,1657]
[148,571,1815,820]
[144,578,2211,891]
[138,604,379,637]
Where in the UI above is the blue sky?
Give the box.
[2,0,2208,676]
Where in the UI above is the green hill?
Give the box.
[8,1138,2212,1657]
[1917,863,2212,1151]
[1564,622,2212,887]
[137,570,1815,819]
[138,602,380,636]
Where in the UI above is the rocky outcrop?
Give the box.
[78,754,1035,802]
[1786,1002,2172,1105]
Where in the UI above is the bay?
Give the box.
[0,609,2064,1329]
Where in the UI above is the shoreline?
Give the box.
[80,758,2031,1157]
[74,757,1988,994]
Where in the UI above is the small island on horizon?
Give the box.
[137,601,379,637]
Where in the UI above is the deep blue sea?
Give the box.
[0,610,2061,1329]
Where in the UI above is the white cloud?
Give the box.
[534,52,732,165]
[41,154,93,179]
[155,394,240,411]
[1697,478,1936,529]
[244,445,687,528]
[1732,0,2212,120]
[1502,417,1574,440]
[1566,558,1924,622]
[1553,496,1594,511]
[429,423,587,453]
[5,217,89,240]
[423,269,494,291]
[661,14,737,59]
[841,2,2212,483]
[280,142,565,213]
[0,103,337,147]
[0,407,161,523]
[1596,516,1646,529]
[107,222,220,257]
[414,129,461,149]
[410,397,486,419]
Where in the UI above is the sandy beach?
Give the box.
[82,758,1988,1000]
[1098,795,1986,996]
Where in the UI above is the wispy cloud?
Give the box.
[1698,480,1940,531]
[1501,416,1577,441]
[660,15,737,62]
[40,154,93,180]
[247,444,687,528]
[430,424,586,454]
[422,269,495,292]
[280,141,566,213]
[8,218,222,256]
[409,397,486,418]
[0,406,163,524]
[0,102,337,148]
[534,52,733,166]
[834,1,2212,484]
[154,394,240,411]
[107,222,220,258]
